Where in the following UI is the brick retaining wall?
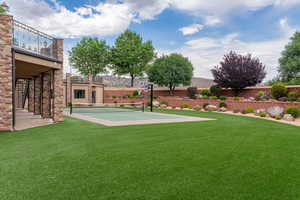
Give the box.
[104,97,300,111]
[104,86,300,99]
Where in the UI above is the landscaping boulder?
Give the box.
[283,114,295,121]
[219,107,227,112]
[255,109,266,115]
[153,101,160,106]
[193,105,202,111]
[160,104,167,109]
[248,97,256,101]
[206,105,218,112]
[166,106,173,109]
[266,106,284,117]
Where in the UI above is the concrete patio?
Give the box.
[15,109,53,131]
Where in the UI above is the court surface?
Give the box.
[65,107,214,126]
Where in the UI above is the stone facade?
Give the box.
[53,39,64,122]
[0,14,13,131]
[0,15,65,131]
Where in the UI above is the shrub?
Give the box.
[160,100,168,106]
[202,95,209,99]
[133,90,140,96]
[219,96,227,100]
[243,107,255,113]
[275,115,283,120]
[287,91,299,102]
[180,103,190,109]
[210,85,222,97]
[241,110,247,114]
[219,102,227,108]
[187,87,197,99]
[297,98,300,102]
[201,89,210,96]
[271,83,288,100]
[233,97,240,101]
[202,103,209,109]
[259,112,267,117]
[233,108,240,113]
[211,96,218,100]
[285,106,300,118]
[112,95,117,99]
[257,91,265,97]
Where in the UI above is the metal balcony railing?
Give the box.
[12,20,56,60]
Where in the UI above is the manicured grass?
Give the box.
[1,110,300,200]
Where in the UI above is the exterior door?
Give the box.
[92,90,96,103]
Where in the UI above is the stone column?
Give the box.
[42,72,51,118]
[53,39,64,122]
[0,14,13,131]
[28,79,34,112]
[34,75,42,115]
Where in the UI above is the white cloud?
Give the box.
[204,16,222,26]
[161,18,296,80]
[7,0,134,38]
[179,24,204,35]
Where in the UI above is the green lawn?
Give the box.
[1,110,300,200]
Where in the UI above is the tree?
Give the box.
[147,53,194,95]
[279,32,300,81]
[69,37,110,76]
[211,51,266,95]
[111,30,155,87]
[0,5,5,13]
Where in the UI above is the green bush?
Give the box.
[287,91,299,102]
[233,108,240,113]
[271,83,288,100]
[133,90,140,96]
[219,96,227,100]
[259,112,267,117]
[285,106,300,118]
[210,85,222,97]
[146,101,151,107]
[180,103,191,109]
[160,100,168,106]
[187,87,197,99]
[201,89,210,96]
[202,103,209,109]
[211,96,218,100]
[257,91,265,97]
[202,95,209,99]
[275,115,283,120]
[297,98,300,102]
[243,107,255,114]
[233,97,240,101]
[112,95,117,99]
[219,102,227,108]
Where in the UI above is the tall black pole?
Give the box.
[150,84,153,112]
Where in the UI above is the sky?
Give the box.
[5,0,300,80]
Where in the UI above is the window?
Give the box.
[74,90,85,99]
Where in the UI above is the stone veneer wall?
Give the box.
[53,39,64,122]
[42,71,51,118]
[0,14,13,131]
[28,79,34,112]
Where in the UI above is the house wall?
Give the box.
[0,14,13,131]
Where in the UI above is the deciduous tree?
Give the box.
[211,51,266,95]
[111,30,155,87]
[69,37,110,76]
[147,53,193,95]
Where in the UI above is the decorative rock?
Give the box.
[255,109,266,115]
[206,105,218,112]
[153,101,160,106]
[219,107,227,112]
[193,105,202,111]
[283,114,295,121]
[166,106,173,109]
[175,107,181,110]
[249,97,256,101]
[160,104,167,109]
[266,106,284,117]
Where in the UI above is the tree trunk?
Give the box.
[130,75,134,87]
[169,84,174,96]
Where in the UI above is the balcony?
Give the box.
[12,20,57,60]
